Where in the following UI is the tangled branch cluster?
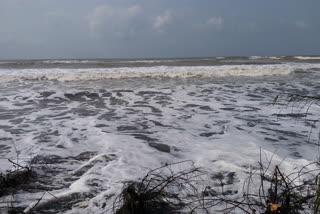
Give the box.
[111,156,320,214]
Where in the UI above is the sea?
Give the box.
[0,56,320,213]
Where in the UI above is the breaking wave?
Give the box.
[0,63,319,82]
[294,56,320,60]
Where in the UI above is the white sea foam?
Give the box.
[249,56,264,59]
[123,59,180,63]
[42,60,100,64]
[268,56,281,59]
[0,63,318,82]
[249,56,282,60]
[294,56,320,60]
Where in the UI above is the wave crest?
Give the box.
[0,64,318,82]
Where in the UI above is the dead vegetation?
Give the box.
[3,156,320,214]
[0,159,35,214]
[111,157,320,214]
[0,159,33,197]
[273,93,320,143]
[112,161,208,214]
[234,151,320,214]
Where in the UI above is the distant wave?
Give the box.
[0,63,319,82]
[294,56,320,60]
[42,60,100,64]
[249,56,282,60]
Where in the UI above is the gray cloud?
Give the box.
[295,21,307,29]
[153,10,172,33]
[206,17,223,28]
[87,4,143,39]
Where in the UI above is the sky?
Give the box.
[0,0,319,60]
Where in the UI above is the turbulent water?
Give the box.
[0,56,320,213]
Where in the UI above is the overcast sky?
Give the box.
[0,0,319,59]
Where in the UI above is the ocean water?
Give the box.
[0,56,320,213]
